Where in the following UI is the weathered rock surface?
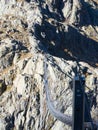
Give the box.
[0,0,98,130]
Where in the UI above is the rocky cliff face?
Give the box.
[0,0,98,130]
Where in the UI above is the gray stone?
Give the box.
[0,0,98,130]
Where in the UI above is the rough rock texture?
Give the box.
[0,0,98,130]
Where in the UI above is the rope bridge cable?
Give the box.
[43,55,72,126]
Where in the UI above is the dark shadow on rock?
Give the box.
[34,20,98,67]
[39,0,65,22]
[39,0,98,26]
[11,39,29,52]
[5,115,15,130]
[0,80,7,96]
[80,2,98,26]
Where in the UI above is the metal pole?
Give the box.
[72,76,85,130]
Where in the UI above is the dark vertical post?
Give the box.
[72,76,85,130]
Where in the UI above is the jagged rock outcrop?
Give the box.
[0,0,98,130]
[0,38,28,71]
